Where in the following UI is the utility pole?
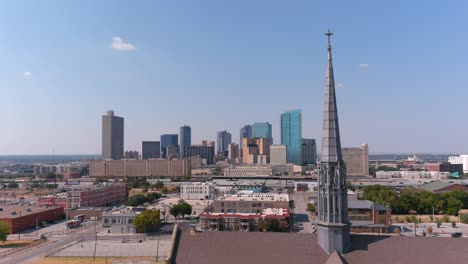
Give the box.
[66,188,69,235]
[93,211,98,260]
[156,233,160,261]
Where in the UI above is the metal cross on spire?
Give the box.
[325,30,333,49]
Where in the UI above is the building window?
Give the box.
[221,202,225,207]
[128,219,133,224]
[111,219,116,224]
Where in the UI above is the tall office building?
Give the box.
[188,144,215,165]
[102,110,124,160]
[161,134,178,158]
[270,145,287,164]
[142,141,161,159]
[227,143,239,161]
[179,125,191,158]
[281,110,302,165]
[239,125,252,148]
[317,31,350,254]
[251,122,272,139]
[342,144,369,176]
[302,138,317,165]
[241,137,273,164]
[216,130,232,157]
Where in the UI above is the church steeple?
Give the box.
[321,30,342,163]
[317,30,350,255]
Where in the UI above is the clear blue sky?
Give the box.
[1,0,467,155]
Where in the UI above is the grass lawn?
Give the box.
[0,240,34,248]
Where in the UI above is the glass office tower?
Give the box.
[281,109,302,165]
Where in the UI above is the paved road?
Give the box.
[291,192,316,234]
[0,224,101,264]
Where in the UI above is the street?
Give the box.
[291,192,316,233]
[0,222,101,264]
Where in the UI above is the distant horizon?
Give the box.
[0,152,465,156]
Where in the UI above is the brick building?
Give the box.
[0,205,63,234]
[37,183,128,209]
[348,200,391,233]
[89,157,201,178]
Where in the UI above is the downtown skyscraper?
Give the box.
[216,130,232,157]
[281,109,302,165]
[161,134,178,158]
[102,110,124,160]
[239,125,252,148]
[179,125,191,158]
[251,122,272,139]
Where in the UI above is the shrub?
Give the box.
[451,221,456,228]
[427,226,433,234]
[441,216,450,223]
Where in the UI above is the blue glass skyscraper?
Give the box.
[251,122,272,139]
[281,109,302,165]
[179,125,191,158]
[160,134,178,158]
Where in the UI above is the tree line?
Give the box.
[362,185,468,216]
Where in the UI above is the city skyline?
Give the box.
[1,1,468,154]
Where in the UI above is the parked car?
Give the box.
[451,232,462,238]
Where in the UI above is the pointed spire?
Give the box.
[321,30,342,162]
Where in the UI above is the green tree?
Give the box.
[178,200,192,219]
[154,180,164,190]
[161,187,168,194]
[446,197,463,215]
[133,210,161,233]
[182,176,190,181]
[257,219,289,232]
[169,205,181,221]
[307,203,316,213]
[0,222,9,243]
[7,182,18,189]
[126,194,148,206]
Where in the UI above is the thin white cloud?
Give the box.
[111,37,136,51]
[337,83,344,88]
[359,64,369,69]
[23,71,32,78]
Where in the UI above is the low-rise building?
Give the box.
[376,171,449,180]
[180,182,216,200]
[212,193,290,214]
[150,198,214,220]
[102,206,146,234]
[348,200,391,233]
[199,207,290,232]
[223,165,273,177]
[0,205,63,234]
[419,181,468,193]
[37,182,128,209]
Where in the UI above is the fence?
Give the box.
[0,239,46,258]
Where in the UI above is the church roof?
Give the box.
[174,230,468,264]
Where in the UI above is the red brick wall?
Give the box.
[0,207,64,234]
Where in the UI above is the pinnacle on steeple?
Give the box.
[321,30,342,163]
